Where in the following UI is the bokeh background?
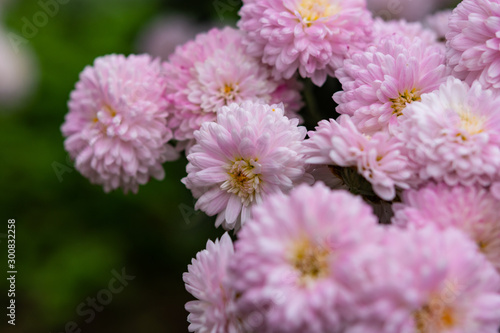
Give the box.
[0,0,238,332]
[0,0,458,332]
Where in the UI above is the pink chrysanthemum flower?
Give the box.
[303,115,412,200]
[424,10,452,42]
[372,18,438,46]
[182,101,309,230]
[393,182,500,274]
[396,77,500,187]
[238,0,373,86]
[229,183,381,333]
[164,27,303,142]
[333,34,447,134]
[447,0,500,90]
[61,54,177,193]
[337,227,500,333]
[184,233,243,333]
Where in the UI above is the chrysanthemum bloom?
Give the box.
[184,233,244,333]
[333,34,447,134]
[336,227,500,333]
[61,54,177,193]
[396,77,500,187]
[447,0,500,90]
[237,0,373,86]
[424,10,452,42]
[372,18,438,46]
[393,182,500,274]
[182,101,309,230]
[229,183,381,333]
[303,115,412,201]
[164,27,303,143]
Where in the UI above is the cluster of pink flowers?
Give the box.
[60,0,500,331]
[186,184,500,332]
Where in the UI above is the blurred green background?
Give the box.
[0,0,240,331]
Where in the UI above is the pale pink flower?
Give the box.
[238,0,373,86]
[229,182,381,333]
[303,115,412,200]
[393,182,500,274]
[337,226,500,333]
[61,54,177,193]
[396,77,500,187]
[184,233,243,333]
[334,34,447,134]
[182,101,309,230]
[447,0,500,90]
[164,27,303,142]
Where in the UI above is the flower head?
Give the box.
[447,0,500,90]
[393,182,500,274]
[229,183,381,333]
[303,115,412,200]
[184,233,243,332]
[61,54,177,193]
[337,227,500,333]
[396,77,500,187]
[164,27,303,142]
[334,34,447,134]
[182,101,309,230]
[238,0,373,86]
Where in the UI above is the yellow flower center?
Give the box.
[221,158,261,205]
[290,237,330,284]
[478,240,489,252]
[220,83,239,103]
[390,89,421,117]
[458,110,485,136]
[413,296,457,332]
[297,0,341,23]
[103,104,117,117]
